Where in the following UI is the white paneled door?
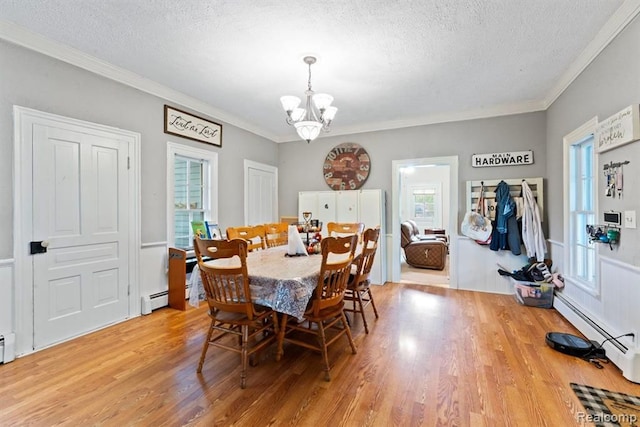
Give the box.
[245,161,277,225]
[31,123,131,349]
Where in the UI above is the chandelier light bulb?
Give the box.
[323,106,338,122]
[312,93,333,111]
[280,95,301,113]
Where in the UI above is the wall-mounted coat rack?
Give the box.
[466,177,544,221]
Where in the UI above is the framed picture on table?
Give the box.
[206,222,222,240]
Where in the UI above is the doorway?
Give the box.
[14,107,140,356]
[391,156,458,288]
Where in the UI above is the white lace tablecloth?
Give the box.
[189,246,326,320]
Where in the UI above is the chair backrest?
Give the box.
[327,222,364,242]
[400,221,415,248]
[264,222,289,248]
[307,235,357,317]
[226,225,266,251]
[351,227,381,288]
[193,238,256,318]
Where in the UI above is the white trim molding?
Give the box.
[544,0,640,108]
[562,117,599,296]
[391,156,458,287]
[13,106,141,356]
[3,1,639,144]
[0,19,278,142]
[166,142,219,249]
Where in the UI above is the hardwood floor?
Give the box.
[400,258,450,286]
[1,283,639,426]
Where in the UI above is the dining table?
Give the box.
[189,245,328,320]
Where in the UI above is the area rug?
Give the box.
[571,383,640,427]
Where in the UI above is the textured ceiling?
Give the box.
[0,0,633,142]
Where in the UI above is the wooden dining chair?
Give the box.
[264,222,289,248]
[276,234,358,381]
[343,227,380,334]
[327,222,365,242]
[193,237,279,389]
[226,225,266,251]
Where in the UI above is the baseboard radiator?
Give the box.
[0,333,16,364]
[554,292,640,383]
[141,286,190,315]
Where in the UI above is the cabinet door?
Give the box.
[336,191,359,223]
[316,192,336,235]
[298,192,318,222]
[358,189,383,230]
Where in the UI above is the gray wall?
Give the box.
[546,14,640,265]
[0,39,278,258]
[278,111,548,234]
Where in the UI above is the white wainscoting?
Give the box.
[0,259,14,339]
[384,233,393,285]
[140,242,169,298]
[456,236,529,294]
[549,239,640,382]
[551,238,640,341]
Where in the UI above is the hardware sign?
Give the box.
[472,150,533,168]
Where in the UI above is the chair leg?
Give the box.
[240,325,249,389]
[352,292,357,317]
[197,320,215,373]
[368,289,379,319]
[275,314,288,361]
[341,311,357,355]
[316,321,331,382]
[355,290,369,334]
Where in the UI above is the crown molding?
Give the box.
[275,99,547,143]
[0,19,279,142]
[3,0,639,146]
[543,0,640,109]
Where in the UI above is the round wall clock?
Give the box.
[323,142,371,190]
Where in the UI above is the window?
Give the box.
[564,119,597,293]
[167,142,218,250]
[174,156,206,248]
[410,185,441,228]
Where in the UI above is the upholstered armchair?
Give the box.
[400,221,448,270]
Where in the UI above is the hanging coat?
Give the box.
[521,180,546,261]
[490,181,521,255]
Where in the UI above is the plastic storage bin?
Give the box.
[511,278,554,308]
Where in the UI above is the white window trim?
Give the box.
[408,183,442,227]
[563,117,599,297]
[167,142,219,249]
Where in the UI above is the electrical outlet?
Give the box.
[624,211,636,229]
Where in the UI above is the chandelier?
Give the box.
[280,56,338,143]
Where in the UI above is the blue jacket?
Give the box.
[490,181,521,254]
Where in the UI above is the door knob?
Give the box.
[30,241,49,254]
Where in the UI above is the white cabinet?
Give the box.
[298,189,386,284]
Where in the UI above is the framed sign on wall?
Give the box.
[596,105,640,153]
[164,105,223,147]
